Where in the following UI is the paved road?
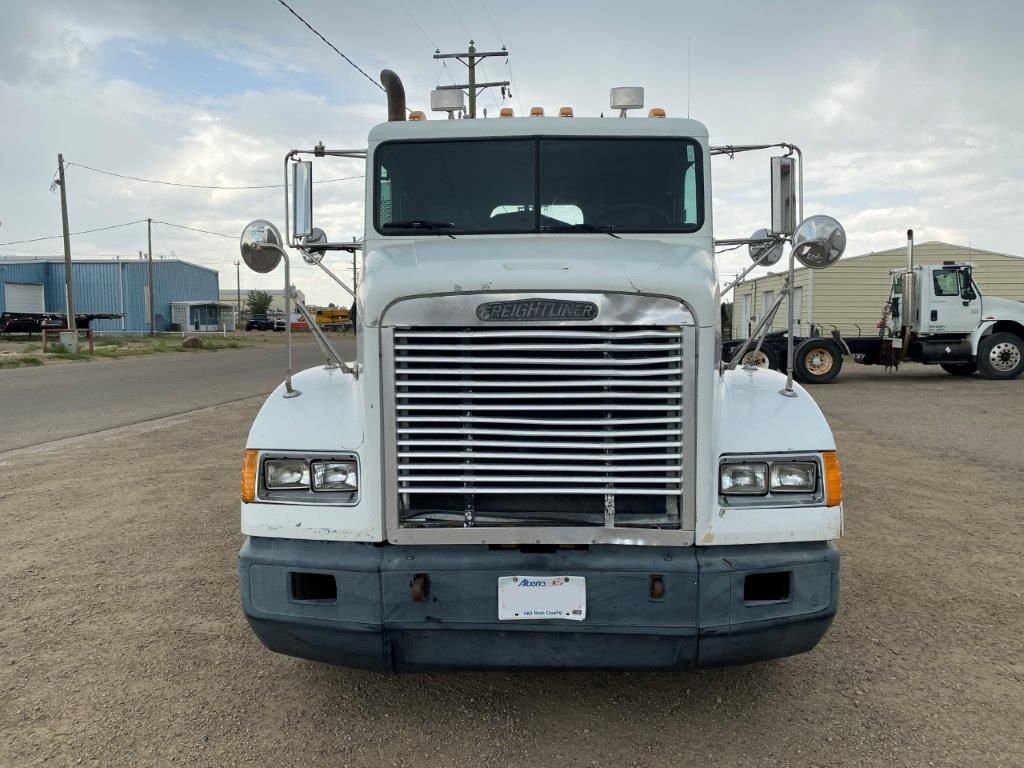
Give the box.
[0,340,354,452]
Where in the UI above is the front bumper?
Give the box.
[239,537,839,672]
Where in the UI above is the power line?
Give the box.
[446,0,473,38]
[0,220,147,246]
[66,162,363,190]
[274,0,385,92]
[396,0,439,49]
[478,0,504,45]
[152,221,237,239]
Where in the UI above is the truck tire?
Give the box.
[794,339,843,384]
[732,345,780,370]
[940,362,977,376]
[977,333,1024,380]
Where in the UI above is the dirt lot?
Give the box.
[0,365,1021,767]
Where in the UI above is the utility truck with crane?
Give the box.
[235,71,848,671]
[724,230,1024,383]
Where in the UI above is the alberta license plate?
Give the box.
[497,575,586,621]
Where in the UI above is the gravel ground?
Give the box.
[0,364,1021,767]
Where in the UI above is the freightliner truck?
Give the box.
[724,230,1024,383]
[236,72,848,671]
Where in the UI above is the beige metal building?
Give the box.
[219,287,306,318]
[731,241,1024,339]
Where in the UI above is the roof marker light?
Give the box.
[530,106,544,117]
[648,107,666,118]
[409,110,427,121]
[499,107,514,118]
[559,106,574,118]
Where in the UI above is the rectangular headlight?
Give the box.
[770,461,817,493]
[311,460,358,492]
[720,463,768,495]
[264,458,310,490]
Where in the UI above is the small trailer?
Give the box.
[0,311,124,334]
[723,232,1024,384]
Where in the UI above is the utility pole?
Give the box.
[147,218,155,335]
[56,154,77,347]
[433,41,509,118]
[235,260,242,324]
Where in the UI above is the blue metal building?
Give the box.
[0,258,226,332]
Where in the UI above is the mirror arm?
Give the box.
[292,299,357,376]
[780,144,803,398]
[727,279,789,371]
[720,238,788,295]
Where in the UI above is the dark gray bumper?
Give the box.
[239,537,839,672]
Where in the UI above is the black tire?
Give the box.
[793,339,843,384]
[977,333,1024,380]
[940,362,977,376]
[731,344,780,370]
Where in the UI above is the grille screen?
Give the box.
[392,326,684,529]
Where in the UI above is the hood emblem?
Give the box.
[476,299,599,322]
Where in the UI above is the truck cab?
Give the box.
[236,80,845,671]
[888,260,1024,378]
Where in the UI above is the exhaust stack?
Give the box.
[381,70,406,122]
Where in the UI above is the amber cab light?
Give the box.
[241,449,259,503]
[823,451,843,507]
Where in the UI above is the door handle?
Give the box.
[931,310,938,321]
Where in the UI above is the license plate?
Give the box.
[497,575,586,621]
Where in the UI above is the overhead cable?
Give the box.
[66,162,363,190]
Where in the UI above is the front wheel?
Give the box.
[794,339,843,384]
[940,362,977,376]
[731,345,780,370]
[977,333,1024,379]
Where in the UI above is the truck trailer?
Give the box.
[235,73,847,672]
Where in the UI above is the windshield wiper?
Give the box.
[383,219,455,230]
[541,223,621,239]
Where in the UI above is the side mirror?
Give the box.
[960,269,977,301]
[770,156,797,236]
[748,228,783,266]
[791,215,846,269]
[240,219,284,273]
[292,160,313,238]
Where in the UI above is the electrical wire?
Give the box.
[152,221,237,239]
[274,0,385,93]
[0,220,147,246]
[478,0,504,45]
[396,0,439,49]
[66,162,363,190]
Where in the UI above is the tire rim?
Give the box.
[741,350,770,368]
[804,347,834,375]
[989,341,1022,372]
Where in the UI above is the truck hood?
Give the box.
[982,295,1024,324]
[361,236,718,327]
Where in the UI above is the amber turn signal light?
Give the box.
[241,449,259,503]
[823,451,843,507]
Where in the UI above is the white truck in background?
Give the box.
[235,72,847,672]
[725,231,1024,383]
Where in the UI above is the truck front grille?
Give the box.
[391,326,685,529]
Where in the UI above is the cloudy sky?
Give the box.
[2,0,1022,303]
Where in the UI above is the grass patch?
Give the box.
[22,344,41,353]
[48,350,94,362]
[0,355,44,369]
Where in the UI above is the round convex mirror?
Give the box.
[791,215,846,269]
[748,228,783,266]
[301,227,328,265]
[240,220,284,273]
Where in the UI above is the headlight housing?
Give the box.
[250,452,360,504]
[719,455,826,505]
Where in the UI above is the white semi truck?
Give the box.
[236,72,847,671]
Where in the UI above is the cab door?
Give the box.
[923,267,979,334]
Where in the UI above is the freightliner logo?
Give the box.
[476,299,599,322]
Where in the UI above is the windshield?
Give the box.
[375,137,703,235]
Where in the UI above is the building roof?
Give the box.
[737,241,1022,287]
[0,256,220,276]
[170,300,234,308]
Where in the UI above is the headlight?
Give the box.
[720,463,768,495]
[770,461,817,493]
[312,460,358,492]
[264,458,310,489]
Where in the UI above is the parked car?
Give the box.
[273,319,286,332]
[245,314,275,331]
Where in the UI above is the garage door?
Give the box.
[4,282,45,314]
